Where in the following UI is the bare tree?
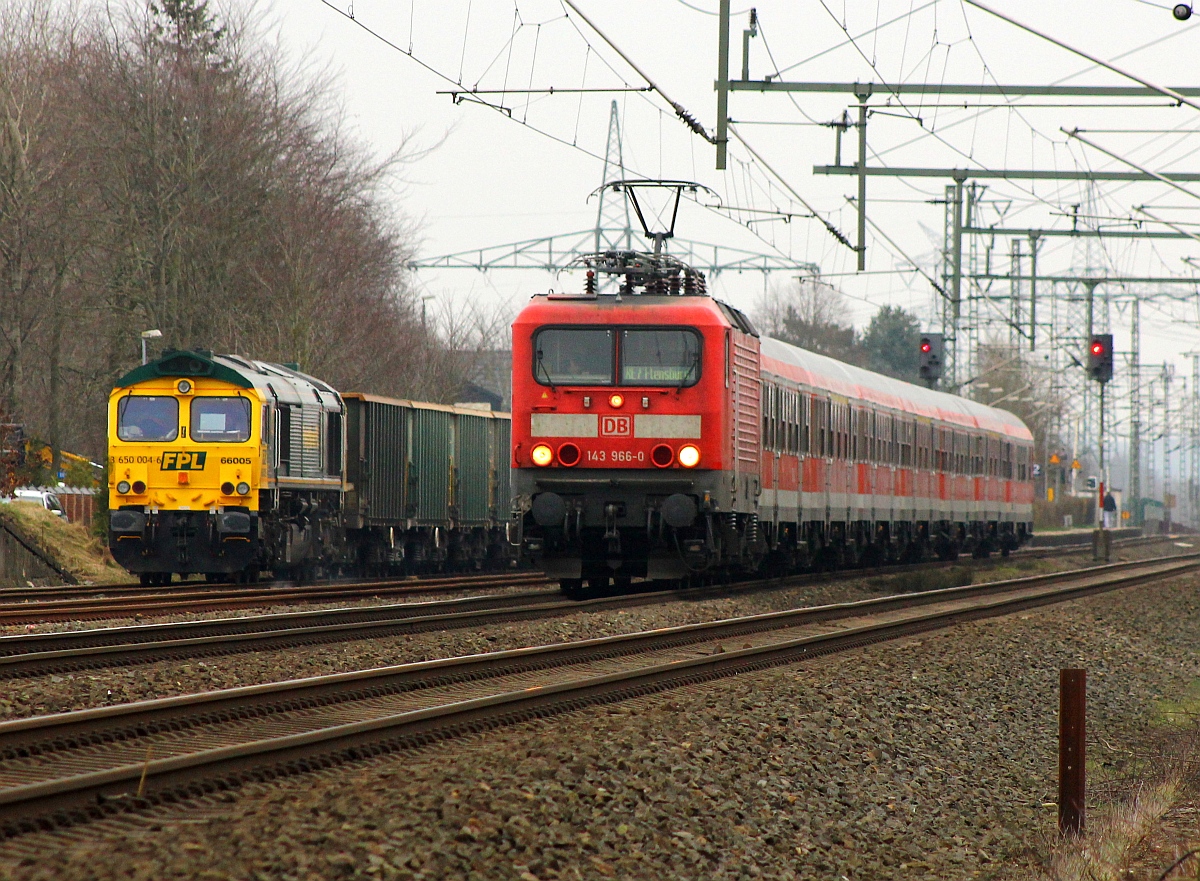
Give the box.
[754,276,862,364]
[0,0,489,461]
[972,342,1065,464]
[401,293,515,404]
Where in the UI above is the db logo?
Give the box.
[600,415,632,437]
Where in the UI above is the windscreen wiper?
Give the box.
[535,348,556,389]
[679,350,700,385]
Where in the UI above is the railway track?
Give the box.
[0,552,1194,838]
[0,541,1178,678]
[0,571,552,625]
[0,570,551,604]
[0,533,1172,628]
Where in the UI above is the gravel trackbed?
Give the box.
[1,557,1197,879]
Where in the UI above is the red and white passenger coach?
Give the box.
[509,253,1034,590]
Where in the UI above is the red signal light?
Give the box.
[1091,342,1104,355]
[920,342,932,353]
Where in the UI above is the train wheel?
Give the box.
[205,573,223,584]
[559,578,585,598]
[140,573,153,586]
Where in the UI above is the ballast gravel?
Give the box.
[2,560,1200,878]
[0,547,1147,720]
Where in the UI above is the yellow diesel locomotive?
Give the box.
[109,350,511,584]
[109,350,344,583]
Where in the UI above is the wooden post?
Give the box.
[1059,668,1086,835]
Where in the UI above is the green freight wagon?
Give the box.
[342,394,511,573]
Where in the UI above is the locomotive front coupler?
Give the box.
[603,503,621,555]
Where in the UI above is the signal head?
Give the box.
[917,332,943,383]
[1086,334,1114,384]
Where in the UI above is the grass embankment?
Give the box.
[1040,684,1200,880]
[0,502,133,585]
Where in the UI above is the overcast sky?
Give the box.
[268,0,1200,391]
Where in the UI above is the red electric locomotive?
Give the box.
[509,211,1033,591]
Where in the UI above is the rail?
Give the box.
[0,552,1194,837]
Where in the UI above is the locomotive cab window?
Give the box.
[190,397,251,443]
[533,328,614,385]
[117,396,179,442]
[620,329,701,386]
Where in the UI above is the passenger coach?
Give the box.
[509,255,1034,589]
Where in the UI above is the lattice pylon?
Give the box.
[595,100,634,253]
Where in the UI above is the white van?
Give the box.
[1,488,68,519]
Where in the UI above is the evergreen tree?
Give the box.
[860,305,922,381]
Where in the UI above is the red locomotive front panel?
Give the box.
[512,299,730,474]
[510,292,760,585]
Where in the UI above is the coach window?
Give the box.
[761,383,770,448]
[827,400,835,457]
[620,329,701,386]
[833,405,840,459]
[789,392,799,454]
[783,392,790,453]
[533,328,614,385]
[771,385,780,451]
[191,397,252,443]
[845,406,852,460]
[849,408,857,460]
[783,392,791,453]
[117,396,178,442]
[769,385,778,450]
[801,395,810,454]
[777,388,787,456]
[767,385,776,452]
[841,407,847,460]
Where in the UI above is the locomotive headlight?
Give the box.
[176,379,193,394]
[678,444,701,468]
[116,480,131,494]
[132,480,147,494]
[531,444,554,467]
[609,393,624,408]
[236,481,251,495]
